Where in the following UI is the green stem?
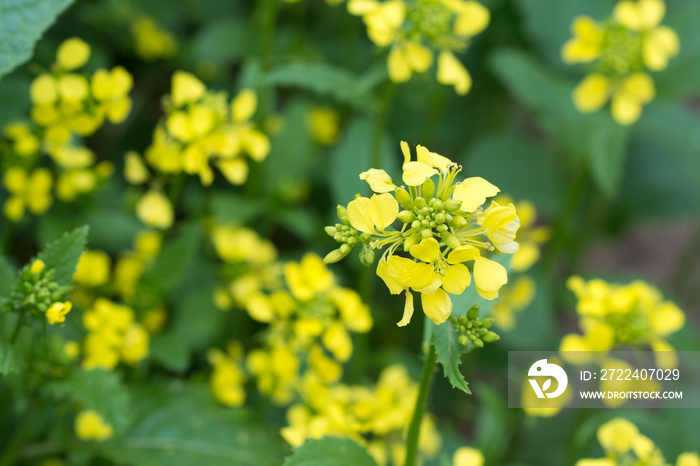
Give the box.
[10,311,24,344]
[404,341,437,466]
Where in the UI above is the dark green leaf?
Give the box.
[37,225,89,287]
[0,76,31,128]
[0,0,74,77]
[186,17,246,65]
[150,332,190,372]
[432,319,470,394]
[91,383,286,466]
[283,437,378,466]
[0,341,19,375]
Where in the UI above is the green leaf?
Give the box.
[150,332,190,372]
[0,76,31,128]
[186,17,246,65]
[489,49,630,196]
[283,437,378,466]
[133,222,201,310]
[48,369,131,432]
[655,1,700,99]
[0,0,74,78]
[37,225,89,287]
[432,318,470,394]
[91,383,286,466]
[210,193,264,225]
[0,341,19,375]
[262,62,382,109]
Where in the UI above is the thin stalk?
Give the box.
[404,341,437,466]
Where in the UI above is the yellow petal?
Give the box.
[397,291,415,326]
[369,193,399,231]
[360,168,396,193]
[649,301,685,335]
[402,161,437,186]
[57,38,91,70]
[231,89,257,122]
[644,26,680,71]
[387,255,435,290]
[403,41,433,73]
[573,73,611,113]
[436,51,472,95]
[447,245,480,264]
[416,144,452,171]
[473,257,507,292]
[421,288,452,324]
[388,45,412,83]
[651,339,677,370]
[136,190,174,229]
[611,92,643,125]
[58,74,89,101]
[619,72,655,103]
[453,177,500,212]
[30,74,58,105]
[442,264,471,294]
[454,2,490,37]
[400,140,411,165]
[347,0,378,15]
[575,460,616,466]
[377,256,405,294]
[560,334,594,365]
[409,237,440,263]
[218,158,249,185]
[171,71,205,106]
[347,196,376,234]
[453,447,484,466]
[124,151,149,184]
[677,453,700,466]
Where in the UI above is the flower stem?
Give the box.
[404,341,437,466]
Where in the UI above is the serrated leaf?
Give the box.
[37,225,89,287]
[489,49,630,197]
[48,369,131,432]
[283,437,378,466]
[432,319,471,394]
[262,62,380,108]
[0,0,74,77]
[89,383,285,466]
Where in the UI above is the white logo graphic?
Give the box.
[528,359,568,399]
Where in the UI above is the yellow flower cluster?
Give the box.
[81,298,150,370]
[281,364,440,466]
[74,410,113,442]
[131,15,177,61]
[141,71,270,186]
[208,341,247,407]
[347,0,489,94]
[2,166,53,220]
[326,141,519,327]
[490,197,549,330]
[563,0,679,124]
[560,277,685,368]
[576,418,699,466]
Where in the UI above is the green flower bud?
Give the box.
[433,199,444,210]
[395,188,414,210]
[429,221,437,228]
[360,233,371,242]
[414,197,427,209]
[479,328,488,336]
[422,179,435,199]
[450,215,467,229]
[421,219,430,228]
[411,220,421,230]
[421,229,433,239]
[403,233,421,251]
[482,318,494,329]
[436,224,448,233]
[359,246,375,266]
[435,213,445,224]
[482,331,500,343]
[324,249,347,264]
[337,205,348,220]
[340,216,350,225]
[325,226,337,237]
[458,335,469,346]
[441,232,461,250]
[347,236,359,246]
[397,211,416,224]
[473,338,484,348]
[445,199,462,211]
[467,305,480,320]
[340,243,351,254]
[458,315,468,325]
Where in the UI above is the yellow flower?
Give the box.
[284,253,335,301]
[29,259,45,274]
[597,418,639,453]
[124,151,150,184]
[46,302,72,325]
[3,167,53,221]
[91,66,133,123]
[75,410,113,441]
[4,122,40,156]
[131,15,177,61]
[360,168,397,193]
[677,453,700,466]
[388,41,433,83]
[208,342,247,407]
[453,177,499,212]
[453,447,484,466]
[436,51,472,95]
[306,106,341,145]
[171,71,206,107]
[136,190,174,229]
[74,250,111,287]
[57,38,91,70]
[347,193,399,234]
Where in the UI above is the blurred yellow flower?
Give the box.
[46,301,72,325]
[75,410,113,441]
[453,447,484,466]
[306,106,341,145]
[74,250,111,287]
[136,190,174,229]
[2,166,53,221]
[131,15,177,61]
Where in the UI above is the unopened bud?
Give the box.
[324,249,347,264]
[482,331,500,343]
[403,233,421,251]
[421,229,433,239]
[467,305,479,320]
[482,318,494,329]
[435,213,445,224]
[422,179,435,199]
[441,232,461,250]
[414,197,427,209]
[450,216,467,229]
[395,188,414,210]
[337,205,347,219]
[340,243,351,254]
[359,246,375,267]
[436,224,448,233]
[445,199,462,211]
[458,335,469,346]
[397,211,416,224]
[347,236,358,246]
[325,226,337,237]
[360,233,371,242]
[473,338,484,348]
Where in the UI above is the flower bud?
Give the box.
[450,215,467,229]
[458,315,468,325]
[414,197,427,209]
[440,232,461,250]
[422,179,435,199]
[433,199,444,210]
[403,233,421,251]
[482,331,500,343]
[323,248,347,264]
[420,229,433,239]
[325,226,337,237]
[467,305,479,320]
[337,205,347,220]
[347,236,358,246]
[411,220,421,230]
[395,188,414,210]
[435,212,445,224]
[360,233,371,243]
[445,199,462,211]
[397,211,416,224]
[458,335,469,346]
[359,246,375,267]
[482,317,494,329]
[436,224,448,233]
[340,243,351,254]
[473,338,484,348]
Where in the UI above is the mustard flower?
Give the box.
[46,301,72,325]
[74,250,112,287]
[2,166,53,221]
[135,190,174,230]
[563,0,679,124]
[208,341,247,407]
[347,0,489,94]
[74,410,113,441]
[325,141,519,327]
